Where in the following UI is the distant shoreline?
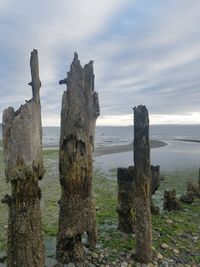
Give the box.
[177,139,200,144]
[1,138,200,156]
[94,140,167,156]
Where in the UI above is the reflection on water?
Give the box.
[94,140,200,173]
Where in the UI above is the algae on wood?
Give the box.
[56,53,100,263]
[2,49,45,267]
[134,105,152,263]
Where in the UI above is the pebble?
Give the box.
[67,263,75,267]
[160,243,169,249]
[157,252,164,260]
[173,248,180,254]
[91,252,99,259]
[121,262,128,267]
[166,219,173,224]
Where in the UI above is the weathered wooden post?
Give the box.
[163,190,181,211]
[198,167,200,191]
[56,53,100,263]
[117,166,135,233]
[117,165,160,233]
[134,105,152,263]
[2,49,45,267]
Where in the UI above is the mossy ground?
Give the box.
[0,149,199,264]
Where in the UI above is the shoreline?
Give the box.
[40,140,167,156]
[1,138,200,156]
[94,140,167,156]
[176,139,200,144]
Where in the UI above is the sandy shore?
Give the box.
[94,140,167,156]
[177,139,200,144]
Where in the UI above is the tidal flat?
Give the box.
[0,147,200,266]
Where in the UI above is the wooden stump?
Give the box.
[134,105,152,263]
[199,167,200,191]
[2,49,45,267]
[117,166,135,233]
[150,165,160,215]
[163,190,181,211]
[117,164,160,233]
[56,53,100,263]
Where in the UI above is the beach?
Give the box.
[0,125,200,265]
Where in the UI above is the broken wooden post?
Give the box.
[117,166,135,233]
[2,49,45,267]
[163,190,181,211]
[150,165,160,215]
[134,105,152,263]
[117,164,160,233]
[56,53,100,263]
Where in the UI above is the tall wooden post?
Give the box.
[56,53,100,263]
[2,49,45,267]
[134,105,152,263]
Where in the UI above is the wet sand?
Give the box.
[94,140,167,156]
[177,139,200,144]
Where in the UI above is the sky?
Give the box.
[0,0,200,126]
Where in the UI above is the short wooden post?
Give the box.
[117,166,135,233]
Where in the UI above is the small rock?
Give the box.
[67,263,75,267]
[166,219,173,224]
[76,263,85,267]
[91,252,99,259]
[160,243,169,249]
[173,248,180,254]
[157,252,163,260]
[160,261,169,267]
[128,260,134,265]
[121,262,128,267]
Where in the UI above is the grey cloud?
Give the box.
[0,0,200,125]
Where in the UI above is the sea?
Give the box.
[0,125,200,172]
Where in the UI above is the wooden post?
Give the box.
[117,165,160,233]
[56,53,100,263]
[134,105,152,263]
[2,49,45,267]
[199,167,200,191]
[117,166,135,233]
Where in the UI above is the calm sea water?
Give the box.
[0,125,200,172]
[0,125,200,148]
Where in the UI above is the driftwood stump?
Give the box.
[199,167,200,191]
[117,166,135,233]
[134,105,152,263]
[150,165,160,215]
[117,165,160,232]
[56,53,100,263]
[163,190,181,211]
[2,49,45,267]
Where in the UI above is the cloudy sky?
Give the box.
[0,0,200,126]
